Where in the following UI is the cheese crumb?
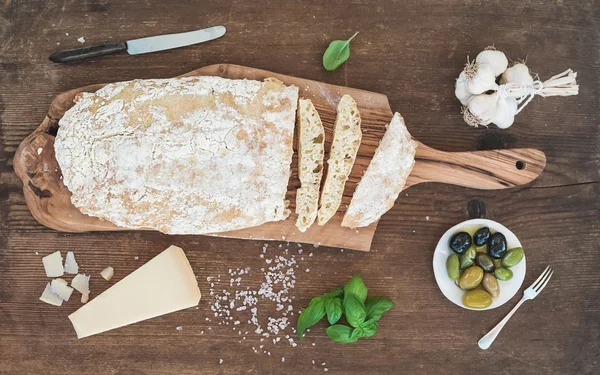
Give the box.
[71,274,90,295]
[40,283,63,306]
[42,251,64,277]
[64,251,78,274]
[100,266,114,281]
[81,293,89,303]
[77,36,85,44]
[51,278,74,301]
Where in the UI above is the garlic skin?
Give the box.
[466,63,498,95]
[491,96,518,129]
[500,63,534,87]
[455,71,472,105]
[476,49,509,77]
[464,93,498,127]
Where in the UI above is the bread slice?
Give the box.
[317,94,362,226]
[295,99,326,232]
[342,112,417,228]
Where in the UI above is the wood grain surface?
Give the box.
[12,63,545,251]
[0,1,598,375]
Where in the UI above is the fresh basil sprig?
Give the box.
[297,275,394,343]
[297,295,326,339]
[322,32,359,71]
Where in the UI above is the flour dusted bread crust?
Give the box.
[55,76,299,234]
[342,112,417,228]
[317,94,362,226]
[295,99,325,232]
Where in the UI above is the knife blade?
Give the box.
[49,25,226,63]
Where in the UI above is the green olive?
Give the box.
[482,273,500,297]
[494,267,513,281]
[475,253,495,273]
[493,258,503,269]
[446,254,460,280]
[458,266,484,290]
[459,247,476,269]
[502,247,524,268]
[463,289,493,309]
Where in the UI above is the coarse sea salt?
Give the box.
[205,243,313,355]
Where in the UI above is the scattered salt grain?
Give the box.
[77,37,85,43]
[219,359,223,364]
[426,216,430,221]
[65,32,69,36]
[306,268,310,273]
[281,357,285,362]
[176,326,183,331]
[37,147,43,154]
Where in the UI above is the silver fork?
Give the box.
[478,265,554,350]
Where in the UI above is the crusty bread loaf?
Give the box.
[295,99,325,232]
[55,76,298,234]
[342,112,417,228]
[317,94,362,226]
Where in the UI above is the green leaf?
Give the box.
[326,297,343,325]
[330,286,344,298]
[322,32,359,71]
[359,319,379,338]
[365,296,395,321]
[344,275,368,303]
[297,296,326,339]
[350,319,379,341]
[343,294,366,327]
[326,324,357,343]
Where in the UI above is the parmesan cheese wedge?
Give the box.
[68,245,201,339]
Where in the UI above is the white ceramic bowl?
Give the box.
[433,218,526,310]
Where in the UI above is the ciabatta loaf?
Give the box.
[342,112,417,228]
[295,99,325,232]
[55,76,298,234]
[317,94,362,226]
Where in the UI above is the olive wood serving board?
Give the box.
[13,64,546,251]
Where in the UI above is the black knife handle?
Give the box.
[49,42,128,63]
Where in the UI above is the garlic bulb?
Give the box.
[463,93,498,127]
[476,49,508,77]
[500,63,534,87]
[465,62,498,95]
[491,96,518,129]
[455,71,472,105]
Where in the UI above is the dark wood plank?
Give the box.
[0,0,598,374]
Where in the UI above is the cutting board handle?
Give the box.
[404,142,546,190]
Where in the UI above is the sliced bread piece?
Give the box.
[317,94,362,226]
[295,99,326,232]
[342,112,417,228]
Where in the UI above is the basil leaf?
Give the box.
[365,296,395,321]
[326,297,343,325]
[344,275,368,303]
[322,32,359,71]
[330,286,344,298]
[297,296,326,339]
[359,318,379,338]
[343,294,366,327]
[326,324,356,343]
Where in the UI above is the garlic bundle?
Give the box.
[455,46,579,129]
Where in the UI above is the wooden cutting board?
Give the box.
[13,64,546,251]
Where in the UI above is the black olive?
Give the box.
[488,232,507,258]
[475,253,495,272]
[474,227,491,247]
[449,232,472,254]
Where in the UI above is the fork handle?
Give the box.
[478,298,527,350]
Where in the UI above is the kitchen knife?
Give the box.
[49,25,226,63]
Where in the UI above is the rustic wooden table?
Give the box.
[1,1,598,374]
